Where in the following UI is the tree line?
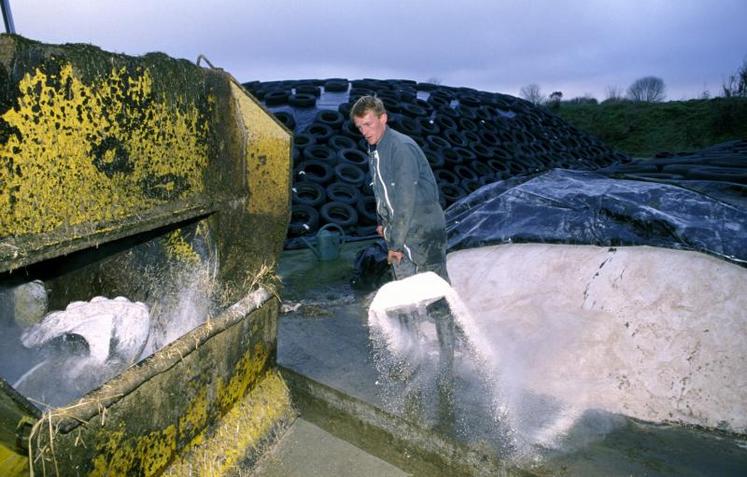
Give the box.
[520,57,747,106]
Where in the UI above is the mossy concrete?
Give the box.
[0,34,292,476]
[164,370,297,476]
[30,295,280,476]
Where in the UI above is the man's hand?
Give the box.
[387,250,404,265]
[376,225,384,237]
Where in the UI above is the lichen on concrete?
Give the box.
[0,60,211,237]
[163,370,296,477]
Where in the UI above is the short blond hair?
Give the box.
[350,95,386,121]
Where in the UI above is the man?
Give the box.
[350,95,449,283]
[351,96,455,421]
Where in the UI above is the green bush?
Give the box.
[556,98,747,157]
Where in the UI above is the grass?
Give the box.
[554,97,747,157]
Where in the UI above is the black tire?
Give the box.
[273,111,296,130]
[334,162,366,186]
[338,102,352,118]
[471,142,495,161]
[428,96,449,110]
[292,181,326,207]
[324,78,349,92]
[337,148,369,168]
[295,159,334,185]
[701,156,747,168]
[295,84,321,97]
[423,146,445,169]
[306,122,334,144]
[486,158,510,177]
[398,89,417,103]
[380,97,400,114]
[443,128,469,148]
[288,204,319,237]
[469,160,496,179]
[506,160,530,177]
[414,98,434,115]
[329,134,357,151]
[463,130,481,148]
[315,110,345,130]
[320,201,359,230]
[687,166,747,184]
[439,183,466,206]
[391,115,422,137]
[294,133,316,149]
[453,163,479,182]
[449,147,477,169]
[288,93,316,108]
[418,117,440,136]
[458,94,481,108]
[434,168,460,185]
[461,178,482,193]
[438,105,461,119]
[400,102,428,118]
[458,116,478,131]
[341,120,361,139]
[441,148,461,169]
[349,87,375,99]
[356,196,378,225]
[326,181,361,205]
[434,115,458,131]
[264,89,290,106]
[302,144,336,163]
[417,82,440,92]
[426,135,451,152]
[412,135,427,149]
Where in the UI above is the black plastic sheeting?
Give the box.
[597,139,747,209]
[446,168,747,266]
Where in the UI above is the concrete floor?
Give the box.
[252,418,408,477]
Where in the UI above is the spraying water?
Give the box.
[2,257,218,410]
[13,296,150,408]
[367,271,611,462]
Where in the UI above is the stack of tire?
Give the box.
[242,78,631,246]
[598,139,747,204]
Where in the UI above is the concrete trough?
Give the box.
[0,34,293,475]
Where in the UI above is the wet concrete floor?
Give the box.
[277,240,747,476]
[252,418,407,477]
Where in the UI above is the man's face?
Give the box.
[353,111,387,145]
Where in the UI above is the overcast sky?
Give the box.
[10,1,747,101]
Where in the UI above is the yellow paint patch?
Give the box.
[0,442,28,477]
[163,371,295,476]
[78,343,271,476]
[0,63,211,237]
[230,82,292,218]
[165,229,200,264]
[217,343,270,413]
[90,424,177,477]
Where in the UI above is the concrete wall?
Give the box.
[0,35,293,475]
[448,243,747,433]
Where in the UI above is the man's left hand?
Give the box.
[387,250,404,265]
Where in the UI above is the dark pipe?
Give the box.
[1,0,14,34]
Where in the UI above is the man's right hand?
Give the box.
[376,225,384,237]
[387,250,404,265]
